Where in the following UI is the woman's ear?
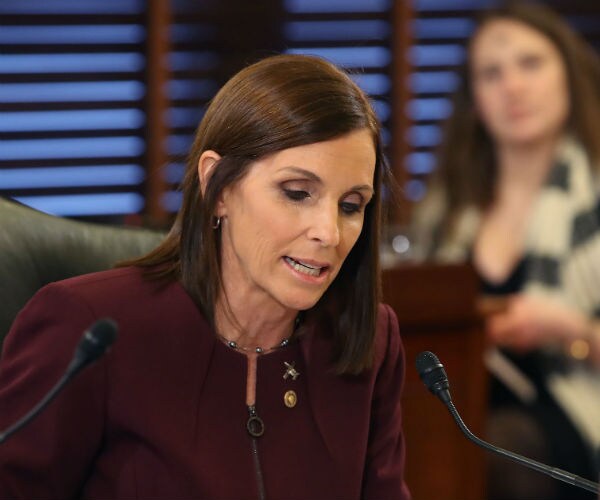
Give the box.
[198,150,222,196]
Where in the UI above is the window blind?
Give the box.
[161,0,284,215]
[283,0,394,144]
[404,0,498,203]
[0,0,147,219]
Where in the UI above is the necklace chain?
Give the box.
[217,315,301,355]
[218,333,290,354]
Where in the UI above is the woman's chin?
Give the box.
[497,123,564,148]
[279,293,323,313]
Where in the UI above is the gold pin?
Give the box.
[284,390,297,408]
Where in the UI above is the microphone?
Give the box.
[0,318,118,444]
[416,350,599,494]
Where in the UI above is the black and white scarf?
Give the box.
[419,137,600,315]
[415,137,600,448]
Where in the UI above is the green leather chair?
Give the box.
[0,197,165,349]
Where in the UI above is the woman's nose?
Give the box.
[501,67,526,94]
[307,206,340,247]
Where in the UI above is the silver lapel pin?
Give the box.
[283,361,300,381]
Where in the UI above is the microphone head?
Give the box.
[416,351,451,402]
[75,318,118,367]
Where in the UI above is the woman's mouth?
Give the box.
[283,256,327,277]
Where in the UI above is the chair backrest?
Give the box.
[0,197,166,349]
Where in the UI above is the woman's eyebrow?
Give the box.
[278,166,374,194]
[279,166,322,182]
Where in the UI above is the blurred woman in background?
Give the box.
[413,3,600,499]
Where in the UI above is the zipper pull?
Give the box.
[246,405,265,438]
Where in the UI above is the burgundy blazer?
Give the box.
[0,267,411,499]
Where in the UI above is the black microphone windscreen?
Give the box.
[415,350,440,375]
[416,350,450,397]
[76,318,118,365]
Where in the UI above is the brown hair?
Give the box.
[431,1,600,217]
[126,54,386,374]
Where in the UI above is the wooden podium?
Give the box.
[383,263,488,500]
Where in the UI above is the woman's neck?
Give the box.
[214,291,297,352]
[495,137,560,193]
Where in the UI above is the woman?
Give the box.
[414,3,600,499]
[0,55,410,499]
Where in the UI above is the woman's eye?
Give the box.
[479,66,500,82]
[521,55,542,70]
[284,189,310,201]
[340,201,362,215]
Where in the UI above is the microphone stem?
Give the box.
[0,371,73,444]
[446,400,599,494]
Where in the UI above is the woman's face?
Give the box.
[214,128,376,314]
[470,19,570,147]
